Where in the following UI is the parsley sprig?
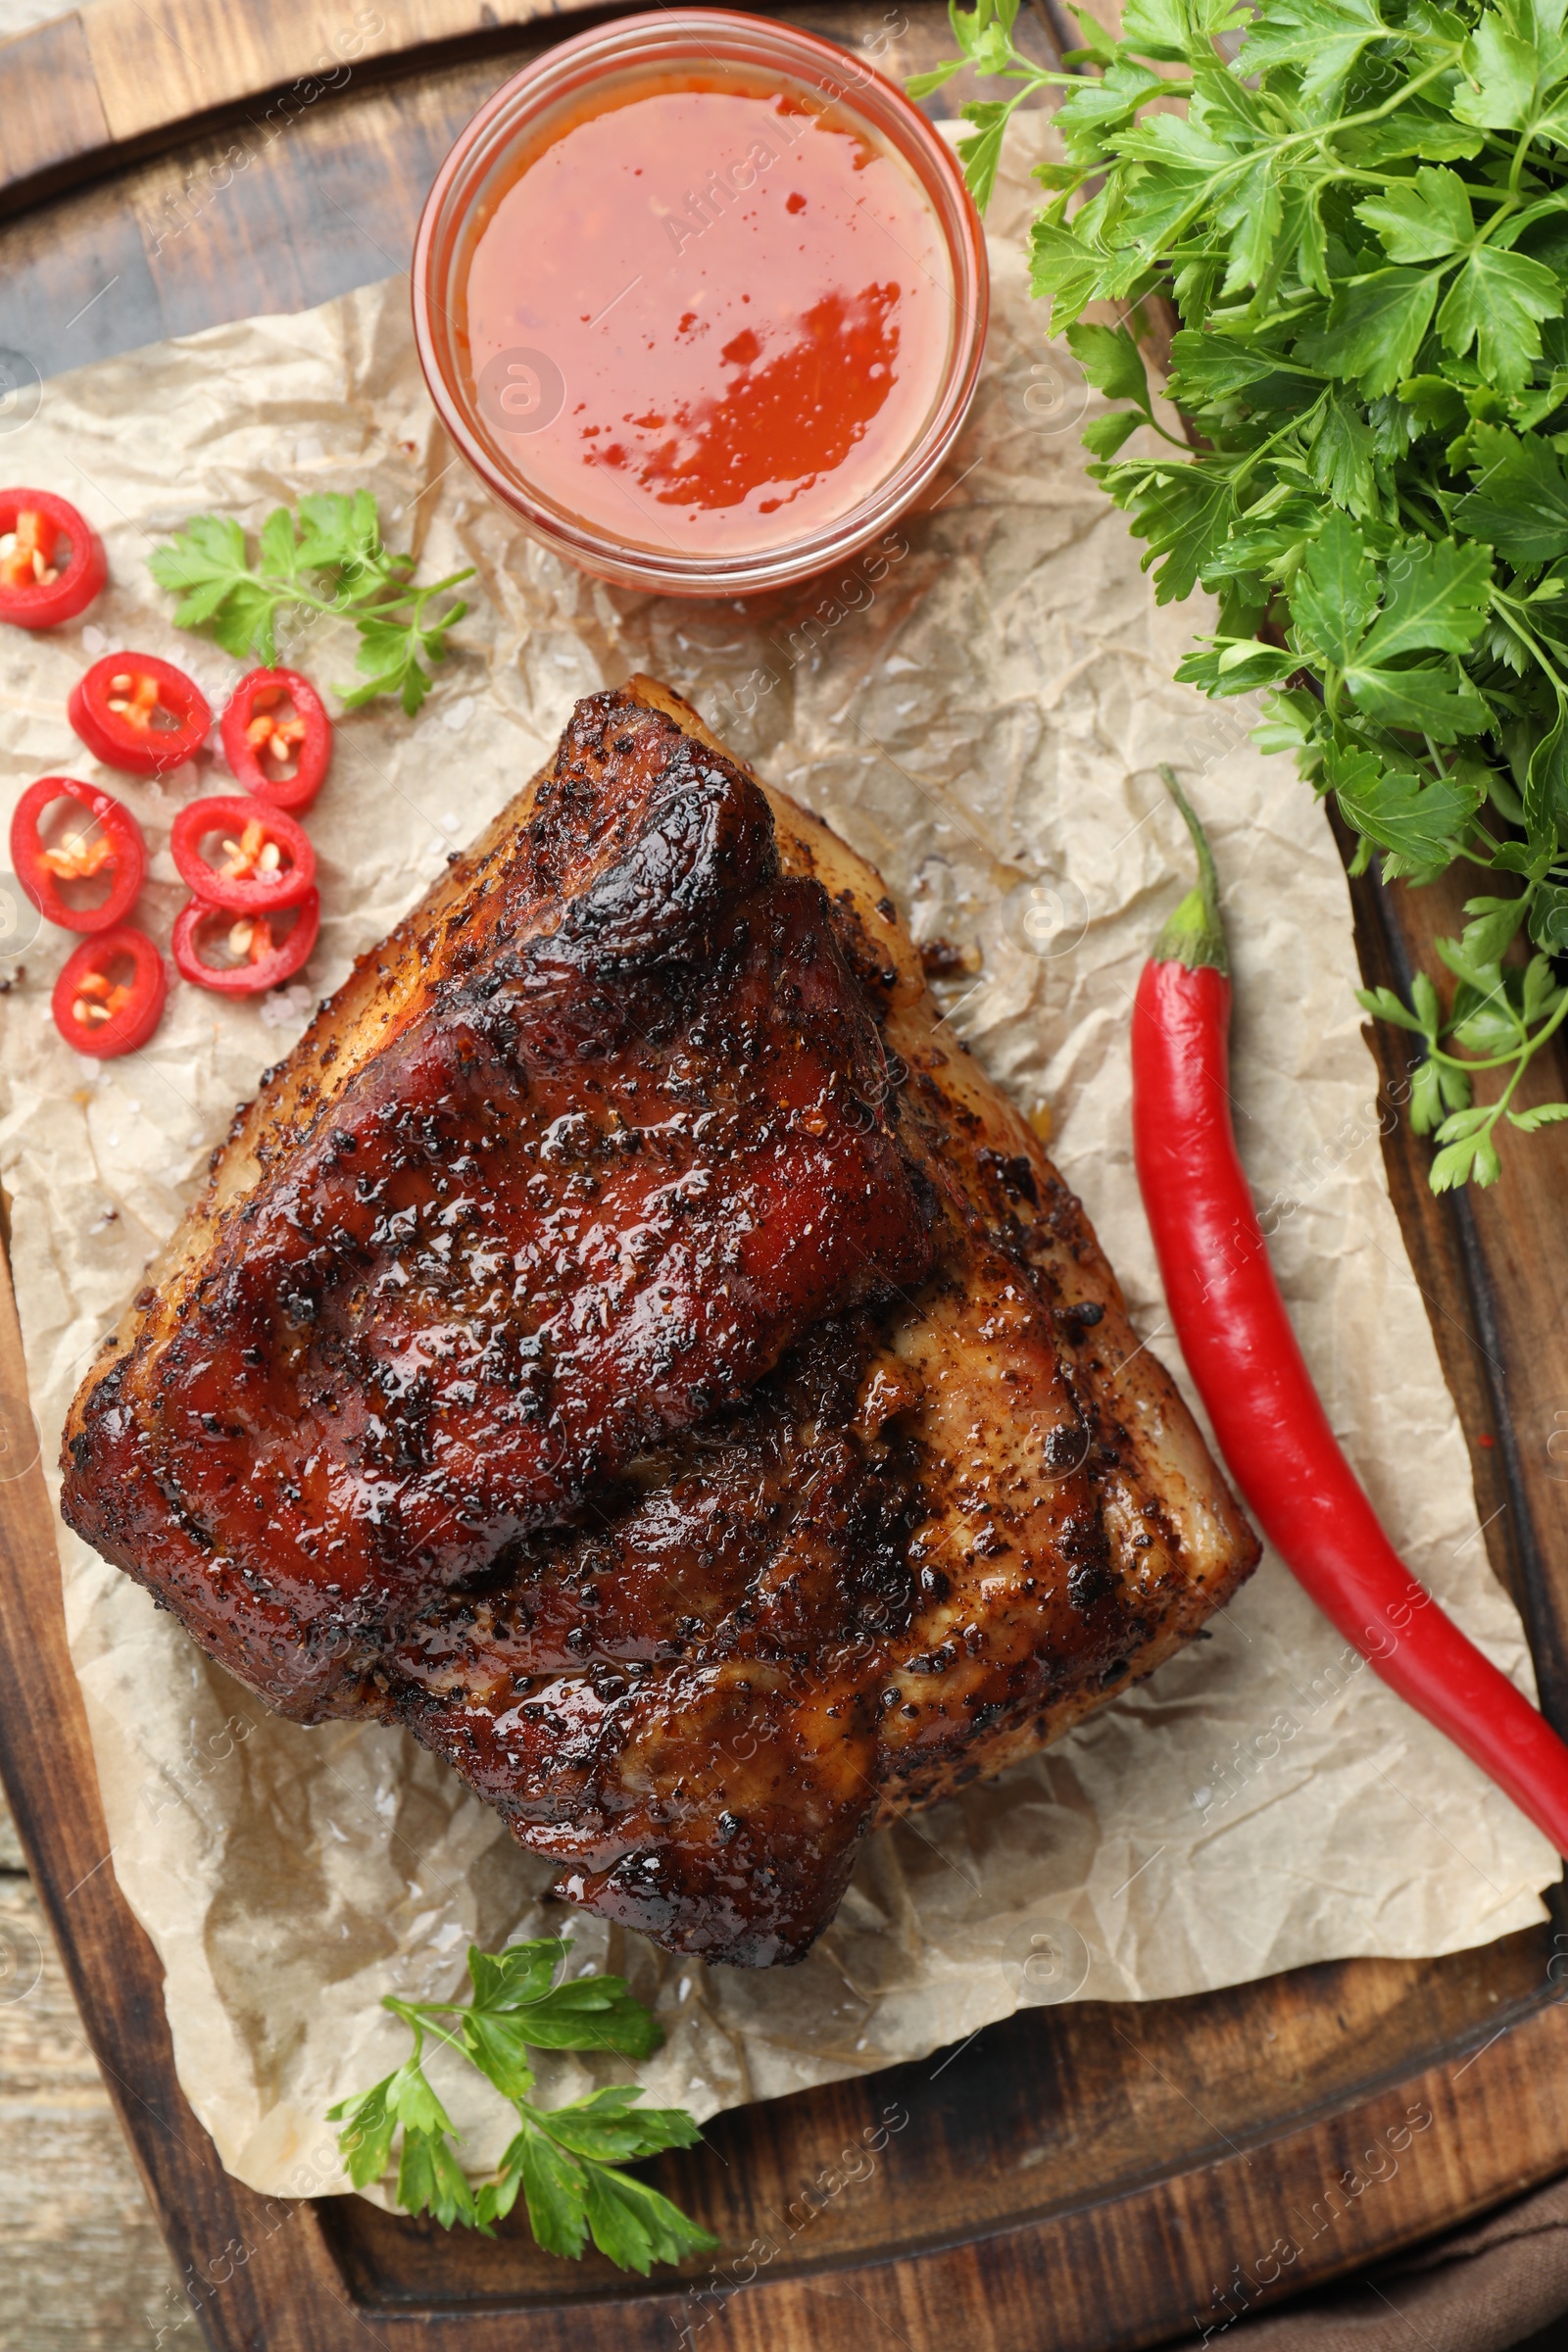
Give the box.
[148,491,474,715]
[924,0,1568,1188]
[1359,910,1568,1182]
[326,1938,718,2270]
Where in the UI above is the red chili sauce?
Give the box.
[459,75,955,558]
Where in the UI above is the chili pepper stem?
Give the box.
[1153,765,1229,977]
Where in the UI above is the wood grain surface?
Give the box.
[4,3,1568,2348]
[0,0,557,203]
[0,1847,180,2352]
[0,0,1058,384]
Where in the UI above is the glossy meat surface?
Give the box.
[63,702,930,1716]
[62,680,1259,1965]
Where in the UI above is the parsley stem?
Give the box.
[1230,393,1327,494]
[1080,44,1469,264]
[1490,591,1568,700]
[1395,494,1446,544]
[1280,52,1464,149]
[383,1997,470,2065]
[1428,980,1568,1075]
[223,569,469,632]
[1509,118,1541,198]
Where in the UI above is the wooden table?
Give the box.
[6,5,1568,2349]
[0,1787,179,2350]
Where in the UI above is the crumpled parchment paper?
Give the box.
[0,121,1556,2202]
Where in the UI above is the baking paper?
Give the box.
[0,121,1555,2200]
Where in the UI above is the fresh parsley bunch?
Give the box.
[327,1937,717,2270]
[920,0,1568,1188]
[149,491,473,716]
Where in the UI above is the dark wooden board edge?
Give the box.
[0,1216,357,2351]
[0,1,582,214]
[0,12,111,207]
[5,3,1568,2343]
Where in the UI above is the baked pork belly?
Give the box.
[62,679,1258,1965]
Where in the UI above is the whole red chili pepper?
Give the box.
[1132,768,1568,1857]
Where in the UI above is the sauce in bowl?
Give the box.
[415,13,987,596]
[462,79,955,560]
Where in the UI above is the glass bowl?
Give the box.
[411,9,989,598]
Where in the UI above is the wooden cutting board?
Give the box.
[4,5,1568,2346]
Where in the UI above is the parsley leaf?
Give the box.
[149,493,475,716]
[475,2093,711,2269]
[1358,540,1494,662]
[1437,245,1562,390]
[579,2159,714,2273]
[327,1940,716,2270]
[1355,168,1475,264]
[957,100,1015,212]
[1325,742,1485,876]
[1297,270,1442,398]
[1238,0,1391,109]
[1452,421,1568,560]
[1290,512,1381,663]
[1453,10,1544,130]
[399,2125,478,2230]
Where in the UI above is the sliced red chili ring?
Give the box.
[52,925,167,1057]
[68,652,211,774]
[0,490,107,629]
[220,668,331,811]
[170,795,316,914]
[10,776,146,934]
[172,889,320,997]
